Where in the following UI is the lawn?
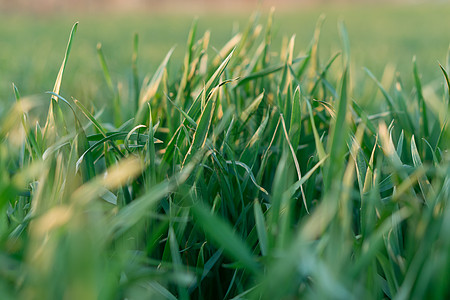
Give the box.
[0,3,449,300]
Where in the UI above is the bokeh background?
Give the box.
[1,0,449,108]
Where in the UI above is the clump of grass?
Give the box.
[0,11,449,300]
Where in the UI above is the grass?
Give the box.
[1,3,449,103]
[0,6,449,300]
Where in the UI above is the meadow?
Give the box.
[0,3,449,299]
[1,3,449,103]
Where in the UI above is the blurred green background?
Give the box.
[1,2,449,107]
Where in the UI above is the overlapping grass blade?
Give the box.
[191,203,259,274]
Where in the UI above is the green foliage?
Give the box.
[0,11,449,300]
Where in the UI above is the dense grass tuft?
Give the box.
[0,12,449,300]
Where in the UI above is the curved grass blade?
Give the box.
[439,63,450,101]
[280,113,308,213]
[225,160,268,195]
[124,125,146,153]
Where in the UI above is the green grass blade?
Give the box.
[286,155,329,198]
[132,33,140,110]
[239,91,264,124]
[253,199,268,256]
[306,98,326,161]
[74,99,107,136]
[338,20,350,66]
[225,160,268,196]
[280,113,308,213]
[191,203,259,274]
[182,87,218,166]
[166,93,197,128]
[411,135,432,203]
[52,22,78,100]
[97,43,114,93]
[44,22,78,140]
[325,67,349,190]
[140,47,175,106]
[439,64,450,103]
[169,227,189,300]
[413,57,429,137]
[289,86,302,152]
[205,49,234,98]
[236,56,307,87]
[365,67,396,110]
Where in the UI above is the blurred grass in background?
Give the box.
[1,3,449,107]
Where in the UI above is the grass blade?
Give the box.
[191,203,259,274]
[253,199,268,256]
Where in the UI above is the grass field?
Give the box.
[1,3,449,104]
[0,3,449,300]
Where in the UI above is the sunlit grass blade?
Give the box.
[43,22,78,141]
[206,49,234,98]
[135,47,175,124]
[239,91,264,124]
[140,47,175,106]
